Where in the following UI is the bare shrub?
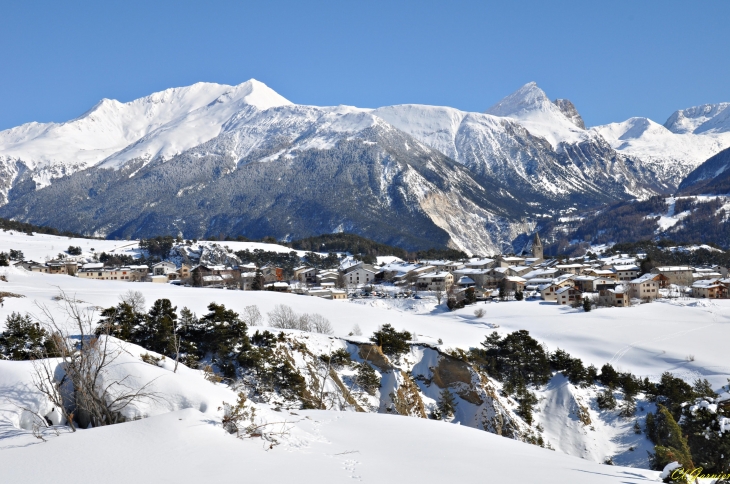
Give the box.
[308,314,333,335]
[242,305,262,326]
[351,324,362,336]
[119,290,146,314]
[474,308,486,318]
[32,290,158,430]
[267,304,299,329]
[686,354,695,362]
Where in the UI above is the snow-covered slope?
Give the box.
[593,116,730,182]
[0,80,291,191]
[664,102,730,134]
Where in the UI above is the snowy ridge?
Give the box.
[0,80,291,186]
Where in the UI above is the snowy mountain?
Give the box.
[593,107,730,183]
[2,79,730,253]
[0,80,290,194]
[678,145,730,194]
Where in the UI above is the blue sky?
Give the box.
[1,0,728,130]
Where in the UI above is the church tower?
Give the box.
[532,232,544,260]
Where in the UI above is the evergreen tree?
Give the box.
[515,290,524,301]
[251,269,264,291]
[369,324,411,356]
[436,388,458,419]
[647,405,694,471]
[98,302,143,341]
[139,299,178,356]
[596,388,617,410]
[199,303,250,377]
[582,296,592,312]
[0,312,56,360]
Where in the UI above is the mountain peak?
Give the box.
[664,102,730,134]
[486,82,553,117]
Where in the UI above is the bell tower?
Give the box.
[532,232,543,260]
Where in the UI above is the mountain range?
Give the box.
[1,80,729,254]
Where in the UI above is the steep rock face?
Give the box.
[678,146,730,194]
[553,99,585,129]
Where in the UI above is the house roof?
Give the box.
[630,273,658,284]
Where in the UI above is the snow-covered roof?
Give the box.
[630,273,657,284]
[654,266,692,272]
[613,264,639,271]
[457,276,475,285]
[81,263,104,270]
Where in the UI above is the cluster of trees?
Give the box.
[235,249,302,279]
[139,236,177,259]
[0,217,85,238]
[0,312,57,360]
[0,249,24,266]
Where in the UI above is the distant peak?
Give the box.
[486,82,552,117]
[553,99,585,129]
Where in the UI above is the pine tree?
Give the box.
[596,387,617,410]
[436,388,458,420]
[140,298,178,356]
[0,312,56,360]
[647,405,694,471]
[583,296,592,312]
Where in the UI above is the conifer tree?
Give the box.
[436,388,458,420]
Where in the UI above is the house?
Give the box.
[613,264,640,281]
[692,279,727,299]
[264,281,290,292]
[540,277,575,302]
[330,289,347,300]
[294,266,317,284]
[240,271,257,290]
[651,266,694,287]
[556,264,586,275]
[456,276,476,288]
[502,276,526,293]
[150,275,169,284]
[629,273,660,301]
[179,263,192,281]
[495,256,526,268]
[507,265,532,277]
[556,286,583,305]
[598,287,630,307]
[317,270,340,285]
[152,261,177,276]
[344,265,377,286]
[420,260,463,273]
[416,272,454,291]
[463,258,494,270]
[585,269,617,280]
[261,265,284,283]
[191,265,240,287]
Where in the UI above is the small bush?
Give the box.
[474,308,486,318]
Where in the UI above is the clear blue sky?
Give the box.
[1,0,728,130]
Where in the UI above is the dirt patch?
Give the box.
[392,371,427,418]
[357,344,392,372]
[429,355,483,405]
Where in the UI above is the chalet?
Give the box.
[556,286,583,305]
[420,260,463,272]
[555,264,586,275]
[651,266,694,287]
[507,265,532,277]
[598,287,629,307]
[585,269,617,280]
[629,273,659,301]
[692,279,727,299]
[451,268,491,288]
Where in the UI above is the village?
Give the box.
[11,233,729,309]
